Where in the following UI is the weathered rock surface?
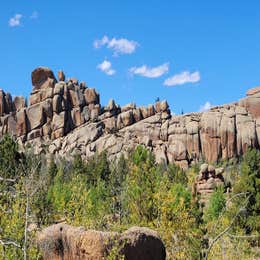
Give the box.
[37,224,166,260]
[31,67,56,91]
[246,86,260,96]
[195,164,225,206]
[0,67,259,167]
[121,226,166,260]
[13,96,26,111]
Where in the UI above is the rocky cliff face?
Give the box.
[0,67,259,167]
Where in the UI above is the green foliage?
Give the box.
[119,146,202,258]
[0,135,20,178]
[0,181,25,259]
[48,158,58,181]
[1,140,259,259]
[0,149,42,259]
[204,187,226,222]
[47,167,72,217]
[233,148,260,234]
[162,163,188,185]
[109,154,129,219]
[84,151,111,186]
[72,154,85,175]
[203,150,260,259]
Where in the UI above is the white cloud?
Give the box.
[97,60,116,76]
[129,63,169,78]
[9,14,22,27]
[94,36,109,49]
[94,35,138,56]
[164,71,200,86]
[199,101,212,112]
[30,11,39,19]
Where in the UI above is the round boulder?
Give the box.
[200,163,208,174]
[208,165,215,173]
[120,226,166,260]
[31,67,56,90]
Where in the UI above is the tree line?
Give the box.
[0,135,259,259]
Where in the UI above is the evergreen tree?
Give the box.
[234,148,260,234]
[0,135,21,179]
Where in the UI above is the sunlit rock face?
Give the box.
[0,67,259,167]
[37,224,166,260]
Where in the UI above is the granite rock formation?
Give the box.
[195,164,225,206]
[0,67,259,167]
[37,224,166,260]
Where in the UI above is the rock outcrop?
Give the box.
[195,164,225,206]
[37,224,166,260]
[0,67,259,167]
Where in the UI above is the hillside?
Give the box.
[0,67,260,259]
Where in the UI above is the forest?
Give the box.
[0,134,259,259]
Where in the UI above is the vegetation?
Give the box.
[0,135,259,259]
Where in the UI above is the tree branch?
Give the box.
[0,176,16,183]
[227,232,260,239]
[210,192,250,235]
[204,194,251,260]
[0,238,21,248]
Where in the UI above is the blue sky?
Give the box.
[1,1,260,114]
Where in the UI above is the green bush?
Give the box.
[234,148,260,234]
[204,187,226,222]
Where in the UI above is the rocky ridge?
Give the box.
[0,67,259,167]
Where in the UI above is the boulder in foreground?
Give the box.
[37,223,166,260]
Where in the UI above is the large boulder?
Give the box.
[37,224,116,260]
[69,88,85,108]
[120,226,166,260]
[121,103,135,113]
[84,88,99,105]
[58,70,65,81]
[26,103,45,130]
[155,100,169,113]
[6,114,17,136]
[52,112,65,132]
[71,107,84,127]
[133,108,143,122]
[54,82,65,96]
[196,164,225,207]
[140,106,149,119]
[5,93,13,113]
[147,105,155,117]
[30,87,54,105]
[0,90,13,115]
[16,108,27,136]
[0,90,7,116]
[52,95,63,113]
[246,86,260,96]
[13,96,26,111]
[107,99,117,111]
[37,224,166,260]
[117,110,134,129]
[31,67,56,91]
[239,96,260,119]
